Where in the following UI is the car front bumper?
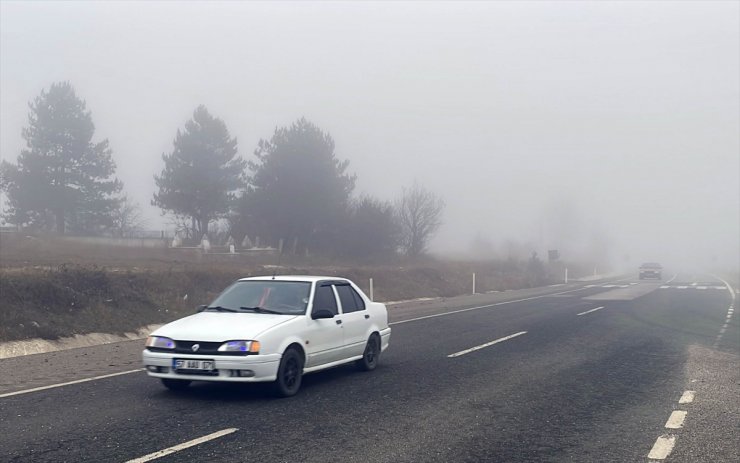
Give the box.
[142,350,281,382]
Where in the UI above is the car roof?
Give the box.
[237,275,349,283]
[640,262,662,267]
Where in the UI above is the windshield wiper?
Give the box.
[205,305,238,312]
[240,306,282,315]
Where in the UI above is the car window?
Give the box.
[351,287,366,310]
[313,284,338,315]
[336,284,365,313]
[208,281,311,314]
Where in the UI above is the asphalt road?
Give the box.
[1,273,737,463]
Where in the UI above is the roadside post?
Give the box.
[369,278,374,301]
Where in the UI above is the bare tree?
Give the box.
[395,182,445,257]
[168,214,195,243]
[110,196,147,237]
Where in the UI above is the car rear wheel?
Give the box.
[161,378,191,391]
[273,348,304,397]
[356,334,380,371]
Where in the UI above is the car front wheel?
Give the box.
[273,348,304,397]
[356,334,380,371]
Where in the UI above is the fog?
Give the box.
[1,1,738,271]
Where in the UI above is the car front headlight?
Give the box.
[145,336,175,349]
[218,340,261,354]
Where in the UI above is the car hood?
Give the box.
[151,312,299,342]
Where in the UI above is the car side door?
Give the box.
[335,282,369,358]
[304,282,345,367]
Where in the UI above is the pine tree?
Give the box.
[0,82,122,234]
[153,106,246,239]
[236,118,355,252]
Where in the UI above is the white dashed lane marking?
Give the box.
[664,411,687,429]
[658,285,727,290]
[647,390,698,459]
[712,275,736,349]
[648,435,677,459]
[678,390,695,404]
[576,306,604,316]
[125,428,238,463]
[447,331,527,358]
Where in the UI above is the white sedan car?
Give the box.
[142,275,391,397]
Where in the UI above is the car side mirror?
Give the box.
[196,305,207,313]
[311,309,335,320]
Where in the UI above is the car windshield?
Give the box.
[207,281,311,315]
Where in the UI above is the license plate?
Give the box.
[174,359,215,371]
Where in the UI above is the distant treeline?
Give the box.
[0,82,445,258]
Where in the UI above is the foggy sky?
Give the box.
[1,1,738,270]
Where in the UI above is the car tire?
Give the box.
[161,378,191,391]
[356,334,380,372]
[273,348,304,398]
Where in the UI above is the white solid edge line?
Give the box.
[665,410,688,429]
[577,306,605,316]
[447,331,527,358]
[389,283,604,326]
[0,368,145,399]
[648,434,677,459]
[125,428,238,463]
[386,296,438,305]
[678,391,695,404]
[666,274,678,283]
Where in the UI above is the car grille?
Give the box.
[173,341,222,355]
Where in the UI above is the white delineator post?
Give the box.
[472,272,476,294]
[565,267,569,284]
[369,278,374,301]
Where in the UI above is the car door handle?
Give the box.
[335,319,342,325]
[364,314,370,319]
